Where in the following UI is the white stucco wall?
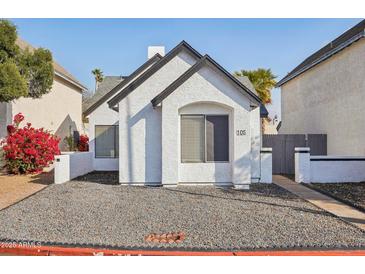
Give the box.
[88,103,119,171]
[178,103,233,184]
[250,107,261,181]
[54,152,93,184]
[280,39,365,155]
[7,76,84,150]
[87,58,157,171]
[310,156,365,183]
[295,148,365,183]
[117,50,199,184]
[294,147,311,183]
[260,148,272,183]
[161,64,260,187]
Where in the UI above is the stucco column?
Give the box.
[260,147,272,183]
[161,104,179,186]
[232,108,251,189]
[295,147,311,183]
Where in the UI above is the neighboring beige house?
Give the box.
[0,38,87,150]
[262,118,278,135]
[277,19,365,156]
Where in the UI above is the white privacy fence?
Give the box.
[54,152,93,184]
[295,147,365,183]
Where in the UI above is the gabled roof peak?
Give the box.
[151,53,261,108]
[107,40,202,109]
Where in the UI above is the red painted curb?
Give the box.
[1,245,365,256]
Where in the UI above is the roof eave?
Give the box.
[151,54,262,108]
[83,53,163,116]
[55,71,87,91]
[107,41,202,109]
[276,31,365,87]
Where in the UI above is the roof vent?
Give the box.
[148,46,165,59]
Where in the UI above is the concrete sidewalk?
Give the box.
[273,175,365,231]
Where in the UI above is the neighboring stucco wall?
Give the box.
[10,75,84,151]
[280,39,365,155]
[88,102,119,171]
[0,102,12,139]
[118,50,199,184]
[161,65,259,187]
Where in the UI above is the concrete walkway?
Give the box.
[273,175,365,231]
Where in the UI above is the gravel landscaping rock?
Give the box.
[0,180,364,251]
[307,183,365,213]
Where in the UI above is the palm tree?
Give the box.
[234,68,277,104]
[91,68,104,91]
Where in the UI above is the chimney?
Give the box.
[148,46,165,59]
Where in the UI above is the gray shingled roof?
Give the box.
[277,19,365,87]
[235,75,268,118]
[235,75,257,96]
[82,76,125,112]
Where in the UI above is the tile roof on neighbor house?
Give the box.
[276,19,365,87]
[16,38,87,91]
[82,76,125,112]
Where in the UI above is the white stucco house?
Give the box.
[83,41,271,188]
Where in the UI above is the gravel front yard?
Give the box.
[307,183,365,213]
[0,179,364,251]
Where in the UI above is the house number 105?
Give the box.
[236,129,246,136]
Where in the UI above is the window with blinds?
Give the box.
[181,115,229,163]
[95,125,119,158]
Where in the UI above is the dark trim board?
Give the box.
[83,53,163,116]
[107,41,202,109]
[311,158,365,161]
[151,54,261,107]
[295,151,310,154]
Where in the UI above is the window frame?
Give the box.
[94,125,119,159]
[180,114,229,163]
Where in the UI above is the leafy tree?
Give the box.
[0,20,19,63]
[0,19,54,102]
[92,68,103,91]
[234,68,277,104]
[18,48,53,98]
[0,61,28,101]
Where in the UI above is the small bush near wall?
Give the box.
[0,113,60,174]
[64,134,89,152]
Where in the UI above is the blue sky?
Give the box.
[11,18,362,119]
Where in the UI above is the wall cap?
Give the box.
[311,155,365,161]
[295,147,310,152]
[261,147,272,153]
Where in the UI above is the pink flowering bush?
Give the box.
[0,113,60,174]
